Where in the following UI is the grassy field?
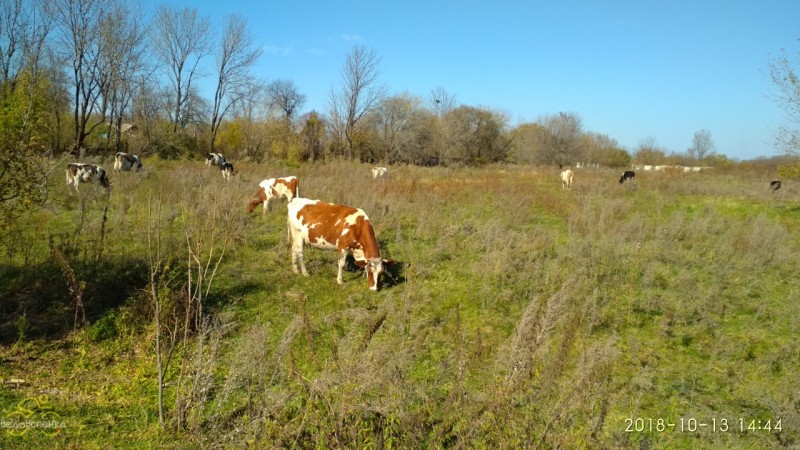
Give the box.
[0,158,798,449]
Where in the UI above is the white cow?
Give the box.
[560,169,574,190]
[372,166,388,180]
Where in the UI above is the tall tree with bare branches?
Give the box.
[266,79,306,120]
[209,14,261,152]
[687,129,716,162]
[328,45,384,159]
[0,0,51,88]
[429,85,457,117]
[96,2,146,152]
[51,0,113,152]
[150,5,212,134]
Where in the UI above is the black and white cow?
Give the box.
[206,153,226,166]
[220,161,234,180]
[619,171,636,184]
[113,152,142,173]
[66,163,111,193]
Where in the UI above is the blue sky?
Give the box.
[143,0,799,160]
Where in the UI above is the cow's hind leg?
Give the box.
[337,251,347,285]
[291,241,309,277]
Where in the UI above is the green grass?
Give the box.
[0,161,798,448]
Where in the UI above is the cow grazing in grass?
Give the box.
[560,169,574,190]
[619,170,636,184]
[113,152,142,173]
[287,198,391,291]
[206,153,226,166]
[220,161,234,180]
[372,166,388,180]
[246,176,299,214]
[770,180,781,191]
[66,163,110,194]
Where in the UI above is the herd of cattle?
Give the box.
[65,152,393,291]
[63,153,784,290]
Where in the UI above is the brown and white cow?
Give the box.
[287,198,390,291]
[372,166,388,180]
[66,163,111,193]
[206,153,226,166]
[113,152,142,173]
[560,169,574,190]
[246,176,299,214]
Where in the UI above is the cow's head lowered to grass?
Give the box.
[246,176,299,214]
[287,198,392,291]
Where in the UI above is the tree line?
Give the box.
[3,1,794,225]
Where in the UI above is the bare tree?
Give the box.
[429,85,457,117]
[209,14,261,152]
[232,79,269,159]
[0,0,51,87]
[328,45,385,159]
[96,2,147,152]
[687,129,715,162]
[768,44,800,155]
[266,79,306,120]
[150,5,212,134]
[50,0,113,152]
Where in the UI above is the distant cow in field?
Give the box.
[619,171,636,184]
[220,162,234,180]
[66,163,110,194]
[770,180,781,191]
[560,169,574,190]
[246,176,299,214]
[206,153,226,166]
[287,198,392,291]
[113,152,142,173]
[372,167,388,180]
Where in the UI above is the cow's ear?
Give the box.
[382,259,396,266]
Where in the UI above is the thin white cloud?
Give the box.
[262,44,294,56]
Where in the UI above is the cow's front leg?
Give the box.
[337,251,347,285]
